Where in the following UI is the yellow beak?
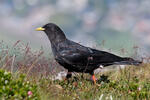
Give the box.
[35,27,45,31]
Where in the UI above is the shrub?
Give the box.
[0,69,39,100]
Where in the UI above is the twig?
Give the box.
[11,54,15,73]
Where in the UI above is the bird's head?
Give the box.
[36,23,66,42]
[36,23,61,33]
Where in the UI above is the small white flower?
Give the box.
[5,80,8,84]
[138,87,141,91]
[27,81,29,84]
[4,71,8,75]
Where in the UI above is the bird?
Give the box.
[36,23,142,85]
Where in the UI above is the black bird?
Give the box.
[36,23,142,84]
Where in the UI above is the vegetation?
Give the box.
[0,69,39,100]
[1,64,150,100]
[0,41,150,100]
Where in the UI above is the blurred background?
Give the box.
[0,0,150,58]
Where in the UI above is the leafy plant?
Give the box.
[0,69,39,100]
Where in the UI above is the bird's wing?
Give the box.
[58,40,124,66]
[58,44,91,66]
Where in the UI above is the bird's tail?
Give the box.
[113,57,142,66]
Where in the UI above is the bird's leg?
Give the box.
[92,75,97,85]
[65,72,72,80]
[81,73,84,79]
[90,73,101,86]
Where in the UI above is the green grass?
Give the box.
[1,64,150,100]
[37,64,150,100]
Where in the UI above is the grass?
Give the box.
[37,64,150,100]
[0,40,150,100]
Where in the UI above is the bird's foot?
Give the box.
[92,75,101,86]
